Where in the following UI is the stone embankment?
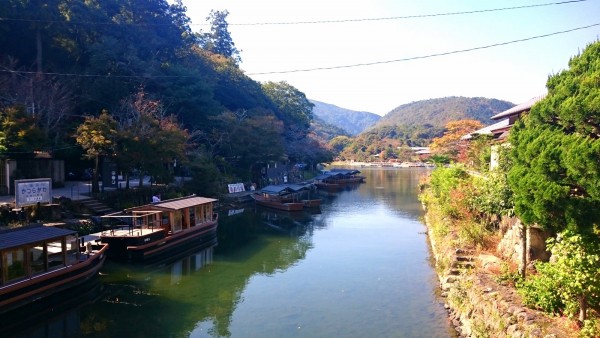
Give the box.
[427,216,573,338]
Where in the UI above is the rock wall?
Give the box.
[496,218,551,266]
[427,215,570,337]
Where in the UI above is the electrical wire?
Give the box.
[0,0,588,27]
[247,23,600,75]
[0,23,597,78]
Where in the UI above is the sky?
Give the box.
[179,0,600,116]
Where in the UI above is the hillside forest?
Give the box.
[0,0,519,196]
[0,1,339,195]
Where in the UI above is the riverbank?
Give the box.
[424,201,577,337]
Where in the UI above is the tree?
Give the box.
[113,90,189,187]
[199,10,241,64]
[430,119,484,161]
[0,105,48,157]
[519,231,600,324]
[261,81,314,131]
[508,41,600,235]
[329,136,353,154]
[508,41,600,319]
[75,111,118,193]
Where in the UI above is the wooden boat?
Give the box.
[302,199,321,208]
[251,193,304,211]
[99,195,218,261]
[0,224,108,314]
[314,169,365,191]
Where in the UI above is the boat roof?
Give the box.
[103,195,217,218]
[0,224,76,251]
[151,195,217,210]
[314,169,361,180]
[261,183,315,195]
[132,195,217,211]
[328,169,361,175]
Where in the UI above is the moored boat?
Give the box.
[251,193,304,211]
[0,224,108,314]
[99,195,218,261]
[313,169,365,190]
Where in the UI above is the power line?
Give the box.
[0,0,588,27]
[232,0,589,26]
[0,23,597,79]
[247,23,600,75]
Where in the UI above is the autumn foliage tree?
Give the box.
[75,111,118,193]
[430,119,484,162]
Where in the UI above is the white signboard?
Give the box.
[15,178,52,207]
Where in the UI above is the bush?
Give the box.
[517,261,565,314]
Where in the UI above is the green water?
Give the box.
[3,168,455,338]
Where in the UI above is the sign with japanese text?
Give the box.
[15,178,52,207]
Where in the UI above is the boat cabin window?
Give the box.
[204,204,212,222]
[47,239,65,270]
[162,213,169,226]
[66,235,79,265]
[189,207,196,227]
[2,248,26,283]
[30,245,46,275]
[172,210,182,233]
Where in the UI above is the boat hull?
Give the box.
[0,243,108,314]
[101,220,218,262]
[252,194,304,211]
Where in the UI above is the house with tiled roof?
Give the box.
[462,94,546,169]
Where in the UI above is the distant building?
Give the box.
[461,95,546,170]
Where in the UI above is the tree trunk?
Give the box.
[579,294,587,323]
[92,155,100,194]
[519,222,528,279]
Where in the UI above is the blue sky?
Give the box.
[180,0,600,115]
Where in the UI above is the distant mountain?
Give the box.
[373,97,514,129]
[310,100,381,136]
[310,116,350,141]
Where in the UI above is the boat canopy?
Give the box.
[327,169,362,175]
[0,224,76,251]
[261,183,315,195]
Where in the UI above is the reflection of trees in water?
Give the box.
[79,208,319,338]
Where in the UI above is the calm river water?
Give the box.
[3,168,455,338]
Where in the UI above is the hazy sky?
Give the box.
[180,0,600,116]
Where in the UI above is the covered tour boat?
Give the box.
[252,184,309,211]
[0,224,108,314]
[313,169,365,191]
[99,195,218,261]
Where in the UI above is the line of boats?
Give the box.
[251,169,365,211]
[0,168,365,314]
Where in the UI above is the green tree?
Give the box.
[199,10,241,64]
[75,111,118,193]
[519,231,600,324]
[113,90,189,187]
[508,41,600,235]
[329,136,353,154]
[261,81,314,131]
[0,105,48,157]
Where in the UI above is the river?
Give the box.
[2,168,455,338]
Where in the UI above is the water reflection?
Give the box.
[1,276,104,338]
[1,168,452,338]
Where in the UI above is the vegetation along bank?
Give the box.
[420,41,600,338]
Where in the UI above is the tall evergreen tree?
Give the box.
[199,10,241,64]
[508,41,600,235]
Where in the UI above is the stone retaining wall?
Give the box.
[426,215,570,338]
